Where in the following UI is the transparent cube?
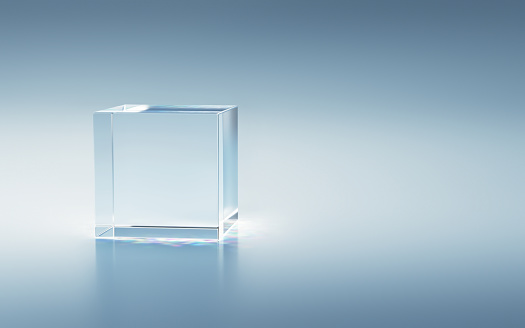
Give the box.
[93,105,238,240]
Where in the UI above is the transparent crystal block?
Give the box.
[93,105,238,240]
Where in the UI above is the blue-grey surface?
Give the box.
[0,1,523,327]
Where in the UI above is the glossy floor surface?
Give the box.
[1,109,523,327]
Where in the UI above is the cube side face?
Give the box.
[218,107,239,238]
[94,112,114,237]
[112,112,219,228]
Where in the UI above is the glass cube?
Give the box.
[93,105,238,240]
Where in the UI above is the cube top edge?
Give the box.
[96,104,237,114]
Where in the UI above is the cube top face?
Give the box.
[101,104,235,113]
[94,105,238,240]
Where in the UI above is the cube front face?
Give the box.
[113,112,218,228]
[94,105,238,240]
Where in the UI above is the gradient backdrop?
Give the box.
[0,1,524,327]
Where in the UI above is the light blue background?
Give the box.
[0,1,523,327]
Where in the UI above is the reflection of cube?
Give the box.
[93,105,238,240]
